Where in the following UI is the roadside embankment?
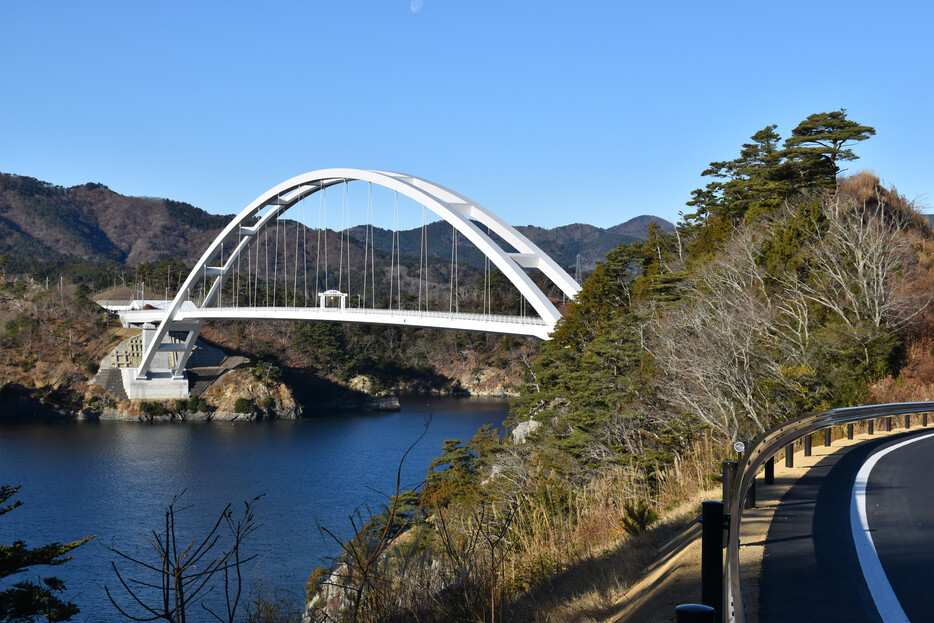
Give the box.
[604,419,922,623]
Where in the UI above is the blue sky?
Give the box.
[1,1,932,229]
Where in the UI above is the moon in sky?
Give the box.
[410,0,423,13]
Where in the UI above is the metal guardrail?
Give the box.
[722,401,934,623]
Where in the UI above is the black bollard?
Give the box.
[847,423,854,440]
[675,603,716,623]
[905,414,911,429]
[886,417,892,432]
[804,434,812,457]
[824,428,832,447]
[868,420,874,435]
[700,501,725,619]
[764,456,774,484]
[745,479,756,509]
[785,444,794,468]
[722,461,738,510]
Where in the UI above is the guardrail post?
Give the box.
[824,428,832,446]
[924,413,929,427]
[905,414,911,429]
[804,434,812,457]
[785,444,794,468]
[746,479,756,509]
[886,417,892,432]
[868,420,874,435]
[701,501,725,619]
[764,456,774,484]
[847,424,854,440]
[675,603,716,622]
[722,461,737,510]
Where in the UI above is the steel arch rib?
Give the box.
[135,169,581,379]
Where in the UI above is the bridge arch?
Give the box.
[133,168,581,382]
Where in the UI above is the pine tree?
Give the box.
[0,485,93,622]
[782,109,876,190]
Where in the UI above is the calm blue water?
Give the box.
[0,396,508,620]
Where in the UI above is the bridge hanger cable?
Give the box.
[323,184,328,292]
[219,243,224,307]
[285,199,291,305]
[281,200,288,306]
[483,257,490,314]
[370,186,375,308]
[273,196,280,306]
[486,225,492,315]
[338,181,345,293]
[249,226,255,306]
[254,222,261,307]
[294,195,301,307]
[449,224,455,313]
[235,230,242,307]
[390,190,398,310]
[418,205,425,311]
[303,191,308,306]
[345,180,351,303]
[362,182,370,308]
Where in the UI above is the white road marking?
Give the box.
[850,432,934,623]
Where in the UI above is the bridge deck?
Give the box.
[120,306,552,339]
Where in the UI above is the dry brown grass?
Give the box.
[837,170,932,234]
[871,336,934,404]
[499,434,725,622]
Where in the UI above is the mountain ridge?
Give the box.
[0,171,674,273]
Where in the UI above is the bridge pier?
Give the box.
[122,322,189,400]
[121,369,189,400]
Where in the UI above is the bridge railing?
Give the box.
[723,401,934,623]
[205,306,550,325]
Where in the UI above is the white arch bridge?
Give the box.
[117,169,581,399]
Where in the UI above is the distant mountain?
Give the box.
[0,173,229,268]
[0,172,674,274]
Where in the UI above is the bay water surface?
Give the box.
[0,396,508,619]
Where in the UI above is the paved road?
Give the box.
[857,431,934,622]
[759,429,934,622]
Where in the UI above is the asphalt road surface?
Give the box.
[759,428,934,622]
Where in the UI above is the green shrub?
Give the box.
[621,500,659,535]
[187,395,212,413]
[233,397,253,414]
[139,401,169,416]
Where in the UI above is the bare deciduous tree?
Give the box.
[105,491,262,623]
[647,232,781,439]
[784,194,927,331]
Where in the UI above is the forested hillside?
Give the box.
[0,171,670,278]
[0,170,673,419]
[3,111,933,622]
[304,110,934,622]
